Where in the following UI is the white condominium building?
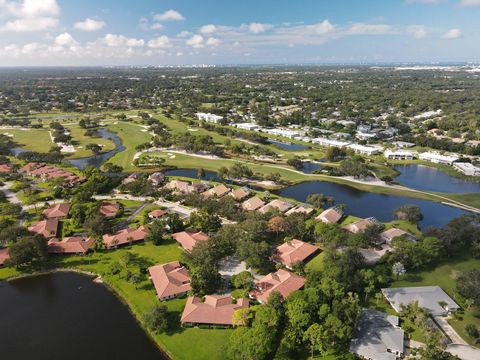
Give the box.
[453,162,480,176]
[312,137,351,148]
[384,149,418,160]
[419,151,459,165]
[195,112,224,123]
[348,144,382,156]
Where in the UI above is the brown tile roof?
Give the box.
[0,248,9,266]
[273,239,319,268]
[164,180,195,194]
[102,226,149,248]
[181,295,249,326]
[148,172,165,185]
[19,162,42,173]
[250,269,305,303]
[99,202,120,218]
[42,203,71,218]
[258,199,293,214]
[380,228,414,243]
[148,209,168,218]
[47,236,95,254]
[285,204,314,216]
[149,261,191,300]
[0,163,12,173]
[241,196,265,211]
[343,217,379,234]
[230,187,250,201]
[28,218,59,238]
[315,207,343,224]
[202,184,231,198]
[172,231,209,252]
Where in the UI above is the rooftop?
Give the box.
[172,230,209,252]
[273,239,319,268]
[181,295,248,326]
[149,261,191,300]
[250,269,305,303]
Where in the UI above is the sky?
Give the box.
[1,0,480,66]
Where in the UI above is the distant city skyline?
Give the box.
[1,0,480,66]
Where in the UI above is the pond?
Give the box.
[68,128,125,169]
[278,180,469,228]
[301,162,323,174]
[0,272,166,360]
[165,168,222,182]
[267,139,309,151]
[394,164,480,193]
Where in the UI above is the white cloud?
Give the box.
[458,0,480,5]
[248,22,272,33]
[346,23,392,35]
[153,9,184,22]
[0,0,60,18]
[74,18,105,32]
[54,32,77,47]
[150,23,163,30]
[186,34,204,48]
[103,33,144,47]
[177,30,192,38]
[407,25,428,39]
[200,24,216,34]
[298,20,335,35]
[442,28,462,39]
[147,35,171,49]
[206,37,220,47]
[0,17,58,32]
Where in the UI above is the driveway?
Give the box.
[0,182,21,204]
[447,344,480,360]
[434,316,468,345]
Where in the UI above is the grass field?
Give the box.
[0,240,232,360]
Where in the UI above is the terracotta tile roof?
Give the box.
[164,180,195,194]
[315,207,343,224]
[273,239,319,268]
[42,203,71,218]
[241,196,265,211]
[102,226,149,248]
[28,218,59,238]
[149,261,191,300]
[230,187,250,201]
[343,217,379,234]
[258,199,293,214]
[380,228,415,243]
[181,295,249,326]
[172,231,209,252]
[47,236,95,254]
[202,184,231,198]
[285,204,314,216]
[250,269,305,303]
[0,248,10,266]
[149,209,168,218]
[99,202,120,218]
[0,163,12,173]
[19,162,42,173]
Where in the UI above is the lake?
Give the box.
[68,128,125,169]
[267,139,309,151]
[278,180,468,228]
[165,168,222,182]
[0,272,166,360]
[301,162,322,174]
[394,164,480,193]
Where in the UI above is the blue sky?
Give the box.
[1,0,480,66]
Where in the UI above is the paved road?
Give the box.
[434,316,468,345]
[0,182,21,204]
[447,344,480,360]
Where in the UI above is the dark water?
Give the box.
[267,139,309,151]
[165,168,222,182]
[0,272,166,360]
[11,147,29,156]
[301,162,323,174]
[68,129,125,169]
[278,181,468,228]
[394,164,480,193]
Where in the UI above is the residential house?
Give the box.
[419,151,459,165]
[181,295,249,326]
[381,286,460,316]
[163,180,195,194]
[149,261,191,301]
[384,149,418,160]
[315,207,343,224]
[0,248,9,267]
[343,217,379,234]
[195,112,224,124]
[453,162,480,176]
[172,230,209,252]
[285,204,314,216]
[250,269,305,303]
[348,144,382,156]
[350,309,405,360]
[122,172,141,185]
[42,203,71,219]
[242,196,265,211]
[202,184,231,198]
[148,172,165,186]
[99,202,120,218]
[311,137,351,148]
[230,187,250,201]
[47,236,95,255]
[379,228,417,244]
[258,199,293,214]
[0,163,12,173]
[273,239,319,269]
[148,209,168,219]
[28,218,59,238]
[102,226,149,249]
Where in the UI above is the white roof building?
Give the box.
[233,122,261,131]
[312,137,351,148]
[196,112,224,123]
[453,162,480,176]
[419,151,459,165]
[348,144,382,156]
[384,149,418,160]
[261,128,300,139]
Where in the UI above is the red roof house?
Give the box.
[273,239,319,269]
[0,163,12,173]
[28,218,59,238]
[0,248,10,267]
[102,226,149,249]
[242,196,265,211]
[202,184,231,198]
[250,269,305,303]
[172,231,209,252]
[47,236,95,255]
[42,203,71,219]
[99,202,120,218]
[315,207,343,224]
[181,295,249,326]
[148,209,168,219]
[149,261,191,301]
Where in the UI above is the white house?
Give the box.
[233,122,261,131]
[419,151,459,165]
[384,149,418,160]
[312,137,351,148]
[453,162,480,176]
[348,144,382,156]
[196,112,224,123]
[261,128,300,139]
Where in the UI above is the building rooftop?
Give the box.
[28,218,59,238]
[250,269,305,303]
[99,202,120,218]
[242,196,265,211]
[273,239,319,268]
[202,184,231,198]
[172,231,209,252]
[315,207,343,224]
[149,261,191,300]
[285,204,314,216]
[149,209,168,218]
[102,226,149,248]
[181,295,248,326]
[0,248,10,266]
[42,203,71,219]
[258,199,293,214]
[47,236,95,254]
[343,217,379,234]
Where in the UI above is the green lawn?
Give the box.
[6,128,54,152]
[391,257,480,345]
[0,239,233,360]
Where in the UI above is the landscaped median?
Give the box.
[0,240,232,360]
